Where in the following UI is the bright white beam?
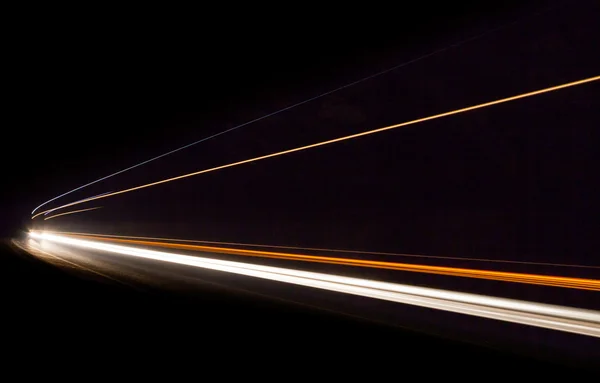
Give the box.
[29,231,600,337]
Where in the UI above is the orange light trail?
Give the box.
[67,233,600,291]
[50,230,600,269]
[31,75,600,219]
[43,207,102,220]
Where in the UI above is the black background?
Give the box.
[4,1,599,266]
[2,1,600,374]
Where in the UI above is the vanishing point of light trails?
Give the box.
[61,233,600,291]
[30,14,528,216]
[31,75,600,219]
[27,232,600,338]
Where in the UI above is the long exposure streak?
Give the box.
[51,231,600,269]
[30,15,530,216]
[31,75,600,219]
[42,191,111,217]
[43,207,102,221]
[63,233,600,291]
[28,231,600,337]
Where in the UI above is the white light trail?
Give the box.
[29,10,539,216]
[29,231,600,337]
[30,75,600,219]
[42,191,111,216]
[48,230,600,269]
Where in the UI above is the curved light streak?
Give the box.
[30,14,534,216]
[43,207,102,221]
[31,75,600,219]
[43,191,112,216]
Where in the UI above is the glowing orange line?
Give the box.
[43,207,102,220]
[48,230,600,269]
[31,75,600,219]
[68,233,600,291]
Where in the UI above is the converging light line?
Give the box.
[29,12,537,216]
[31,75,600,219]
[63,233,600,291]
[43,191,111,216]
[49,230,600,269]
[27,231,600,337]
[43,207,102,221]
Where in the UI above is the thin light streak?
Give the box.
[43,191,112,216]
[29,10,542,216]
[63,233,600,291]
[51,230,600,269]
[31,75,600,219]
[43,207,102,221]
[28,231,600,337]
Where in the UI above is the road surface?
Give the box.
[6,231,599,372]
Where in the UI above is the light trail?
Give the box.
[49,230,600,269]
[43,191,111,216]
[43,207,102,221]
[31,75,600,219]
[29,14,531,216]
[63,233,600,291]
[28,231,600,337]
